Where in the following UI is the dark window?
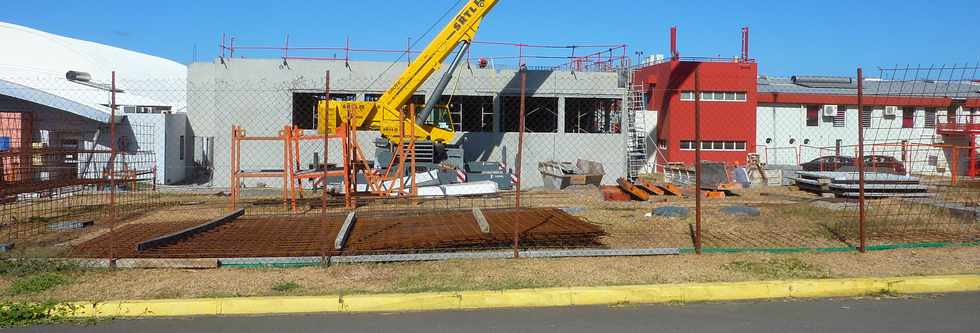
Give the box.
[502,96,558,133]
[833,105,846,127]
[178,135,185,161]
[924,108,936,128]
[861,106,872,128]
[565,98,620,133]
[806,105,819,127]
[902,107,915,128]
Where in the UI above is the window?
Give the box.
[679,91,747,102]
[806,105,820,127]
[680,140,747,151]
[178,135,185,161]
[833,105,846,127]
[902,107,915,128]
[924,108,936,128]
[861,106,873,128]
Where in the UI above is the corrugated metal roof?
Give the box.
[759,76,980,98]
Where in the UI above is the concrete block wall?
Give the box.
[187,58,628,188]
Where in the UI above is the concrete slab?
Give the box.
[137,208,246,252]
[115,258,219,269]
[47,220,94,231]
[472,208,491,233]
[334,211,357,250]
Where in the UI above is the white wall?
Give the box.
[757,104,965,176]
[125,113,189,184]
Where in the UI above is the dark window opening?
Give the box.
[806,105,819,127]
[436,95,494,132]
[178,135,185,161]
[501,96,558,133]
[565,98,621,133]
[861,106,872,128]
[833,105,846,127]
[924,108,936,128]
[902,107,915,128]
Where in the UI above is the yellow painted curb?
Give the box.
[68,274,980,318]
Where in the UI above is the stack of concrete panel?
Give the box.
[792,171,932,198]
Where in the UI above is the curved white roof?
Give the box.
[0,22,187,121]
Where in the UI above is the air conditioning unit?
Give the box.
[883,106,899,117]
[822,105,838,117]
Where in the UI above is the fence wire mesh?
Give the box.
[1,61,977,269]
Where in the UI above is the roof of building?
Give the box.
[759,75,980,99]
[0,22,187,122]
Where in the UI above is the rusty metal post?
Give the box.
[856,68,867,253]
[514,65,527,259]
[343,105,353,208]
[693,69,703,255]
[322,71,330,214]
[109,71,117,266]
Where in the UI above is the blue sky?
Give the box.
[2,0,978,76]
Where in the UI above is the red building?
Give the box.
[634,28,758,166]
[633,27,979,177]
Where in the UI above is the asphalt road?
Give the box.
[12,292,980,333]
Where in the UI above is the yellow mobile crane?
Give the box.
[317,0,499,144]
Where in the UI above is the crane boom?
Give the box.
[318,0,499,143]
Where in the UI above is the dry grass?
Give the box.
[1,246,977,302]
[2,182,978,302]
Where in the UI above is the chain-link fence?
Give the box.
[1,61,977,268]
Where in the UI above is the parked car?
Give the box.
[801,155,906,175]
[863,155,906,175]
[801,156,855,172]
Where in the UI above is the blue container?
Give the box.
[0,136,10,152]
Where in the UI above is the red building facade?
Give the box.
[634,59,758,166]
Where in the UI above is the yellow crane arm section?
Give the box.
[317,0,499,143]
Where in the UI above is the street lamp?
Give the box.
[66,71,124,93]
